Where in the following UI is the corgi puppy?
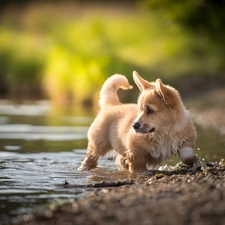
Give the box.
[79,71,198,172]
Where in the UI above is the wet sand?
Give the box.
[7,163,225,225]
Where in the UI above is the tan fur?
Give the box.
[79,71,198,173]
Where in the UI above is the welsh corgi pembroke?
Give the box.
[79,71,198,172]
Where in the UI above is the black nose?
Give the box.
[132,122,140,130]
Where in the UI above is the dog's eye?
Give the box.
[146,106,154,115]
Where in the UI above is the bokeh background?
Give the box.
[0,0,225,111]
[1,1,225,220]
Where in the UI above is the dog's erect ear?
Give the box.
[133,71,154,92]
[155,78,171,105]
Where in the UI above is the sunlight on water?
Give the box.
[0,100,50,116]
[0,149,118,218]
[0,124,88,141]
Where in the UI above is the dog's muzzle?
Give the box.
[132,122,155,133]
[132,122,141,130]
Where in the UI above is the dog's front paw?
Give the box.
[179,147,198,166]
[182,155,198,165]
[115,154,129,171]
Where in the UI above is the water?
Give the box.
[0,100,224,222]
[0,100,126,222]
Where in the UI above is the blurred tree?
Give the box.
[0,0,29,8]
[0,0,138,18]
[142,0,225,42]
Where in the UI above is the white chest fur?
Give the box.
[148,130,186,160]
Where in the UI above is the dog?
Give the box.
[78,71,198,172]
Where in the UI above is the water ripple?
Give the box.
[0,124,88,141]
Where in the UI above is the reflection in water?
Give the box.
[0,100,51,116]
[0,101,224,221]
[0,150,113,217]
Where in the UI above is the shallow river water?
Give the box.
[0,100,224,221]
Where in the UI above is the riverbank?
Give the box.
[6,163,225,225]
[1,94,225,225]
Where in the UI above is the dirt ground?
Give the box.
[6,163,225,225]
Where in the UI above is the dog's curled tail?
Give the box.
[99,74,133,108]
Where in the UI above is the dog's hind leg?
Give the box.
[78,144,99,171]
[115,153,129,171]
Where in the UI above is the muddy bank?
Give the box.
[6,163,225,225]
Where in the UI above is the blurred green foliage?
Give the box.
[142,0,225,42]
[0,30,46,98]
[0,2,225,108]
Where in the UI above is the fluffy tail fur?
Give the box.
[99,74,133,108]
